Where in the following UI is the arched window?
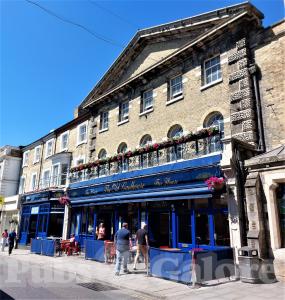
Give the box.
[117,143,128,171]
[140,134,152,146]
[98,149,107,176]
[117,142,128,154]
[140,135,153,168]
[98,149,107,159]
[203,112,224,153]
[167,125,183,138]
[167,125,184,161]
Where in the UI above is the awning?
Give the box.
[70,185,212,206]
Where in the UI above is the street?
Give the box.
[0,253,151,300]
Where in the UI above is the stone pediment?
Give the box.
[80,2,263,109]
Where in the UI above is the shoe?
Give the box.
[124,269,130,274]
[115,272,119,276]
[133,267,137,270]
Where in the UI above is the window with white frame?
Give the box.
[34,146,41,163]
[119,101,129,123]
[100,111,109,131]
[142,90,153,112]
[42,169,50,189]
[204,55,221,85]
[45,140,54,158]
[19,176,26,194]
[169,75,183,100]
[76,157,85,166]
[23,151,29,167]
[30,173,37,191]
[52,164,60,186]
[60,132,69,151]
[77,122,87,144]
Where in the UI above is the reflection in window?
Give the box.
[167,125,183,161]
[214,212,230,246]
[203,112,224,153]
[117,143,128,171]
[140,135,153,168]
[178,212,192,244]
[98,149,107,176]
[80,207,88,234]
[87,207,95,235]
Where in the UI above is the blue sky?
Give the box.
[1,0,284,146]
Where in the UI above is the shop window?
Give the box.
[178,212,192,244]
[214,212,230,246]
[195,212,210,245]
[203,112,224,153]
[87,207,95,235]
[80,207,88,234]
[212,197,228,210]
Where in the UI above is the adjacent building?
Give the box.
[0,146,22,234]
[18,111,90,244]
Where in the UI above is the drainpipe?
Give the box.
[37,140,45,190]
[250,64,265,153]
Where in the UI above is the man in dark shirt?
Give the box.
[133,224,149,270]
[8,230,17,256]
[114,222,131,276]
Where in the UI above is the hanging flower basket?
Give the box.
[58,195,71,206]
[205,177,225,190]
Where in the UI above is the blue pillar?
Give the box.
[208,199,215,248]
[191,206,195,247]
[137,203,141,230]
[114,208,119,235]
[171,205,177,248]
[93,211,97,239]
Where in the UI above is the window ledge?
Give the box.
[200,78,223,91]
[117,119,129,126]
[33,161,39,165]
[98,128,109,134]
[139,108,154,117]
[166,95,184,106]
[76,140,87,147]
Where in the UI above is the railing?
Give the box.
[29,173,68,192]
[69,136,222,184]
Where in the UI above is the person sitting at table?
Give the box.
[69,233,75,243]
[96,223,106,240]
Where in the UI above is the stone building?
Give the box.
[0,145,22,234]
[66,1,281,273]
[18,111,90,244]
[243,20,285,281]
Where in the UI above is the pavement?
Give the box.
[1,249,285,300]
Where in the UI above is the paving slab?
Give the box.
[1,249,284,300]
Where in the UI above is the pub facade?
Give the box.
[65,2,269,258]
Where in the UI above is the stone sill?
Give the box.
[166,95,184,106]
[139,108,154,117]
[200,78,223,91]
[117,119,129,126]
[98,128,109,134]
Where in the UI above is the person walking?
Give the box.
[114,222,131,276]
[1,229,8,252]
[133,224,149,270]
[8,229,17,256]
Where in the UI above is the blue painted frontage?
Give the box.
[85,239,105,262]
[30,238,56,257]
[19,190,65,245]
[68,154,230,261]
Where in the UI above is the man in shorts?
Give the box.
[133,224,149,270]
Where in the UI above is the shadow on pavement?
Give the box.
[0,290,14,300]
